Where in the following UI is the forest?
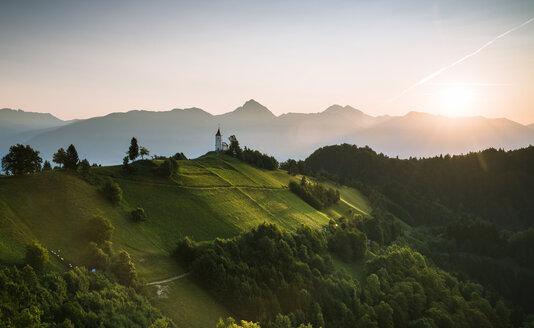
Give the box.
[174,222,515,328]
[303,144,534,229]
[0,265,173,327]
[300,144,534,321]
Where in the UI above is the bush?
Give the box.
[79,159,90,175]
[25,240,49,271]
[85,242,109,270]
[172,237,197,266]
[86,215,114,245]
[130,208,146,222]
[101,179,122,204]
[112,251,138,287]
[157,158,178,178]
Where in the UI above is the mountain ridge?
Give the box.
[2,100,533,165]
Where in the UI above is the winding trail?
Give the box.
[146,272,191,286]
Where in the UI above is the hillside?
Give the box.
[302,144,534,316]
[0,153,371,327]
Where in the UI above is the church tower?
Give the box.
[215,127,222,153]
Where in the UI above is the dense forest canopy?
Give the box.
[304,144,534,229]
[174,223,515,328]
[0,265,173,327]
[299,144,534,320]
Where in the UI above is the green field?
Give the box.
[0,153,372,327]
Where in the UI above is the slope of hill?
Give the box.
[3,101,533,166]
[0,153,371,327]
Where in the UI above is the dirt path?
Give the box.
[146,272,191,286]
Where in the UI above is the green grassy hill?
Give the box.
[0,153,372,327]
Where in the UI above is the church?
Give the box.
[215,127,229,153]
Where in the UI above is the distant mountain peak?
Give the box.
[231,99,275,117]
[0,108,64,124]
[178,107,213,116]
[323,104,363,115]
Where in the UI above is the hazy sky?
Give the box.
[1,0,533,123]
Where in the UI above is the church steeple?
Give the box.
[215,125,222,152]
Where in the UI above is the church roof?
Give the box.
[216,128,221,136]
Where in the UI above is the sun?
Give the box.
[440,84,474,117]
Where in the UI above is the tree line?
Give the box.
[288,177,340,210]
[226,135,279,170]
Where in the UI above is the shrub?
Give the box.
[157,158,178,178]
[85,242,109,270]
[25,240,49,271]
[79,159,90,175]
[130,208,146,222]
[101,179,122,204]
[112,251,138,287]
[86,215,114,245]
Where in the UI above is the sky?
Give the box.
[1,0,533,124]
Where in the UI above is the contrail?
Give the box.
[400,17,534,95]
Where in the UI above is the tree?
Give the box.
[140,146,149,160]
[122,156,133,174]
[128,137,139,161]
[53,147,67,168]
[113,251,138,287]
[42,160,52,171]
[64,144,79,169]
[157,158,178,178]
[85,242,109,270]
[79,159,90,175]
[25,240,49,271]
[87,215,114,244]
[101,179,123,204]
[227,135,242,158]
[2,144,42,175]
[375,301,394,328]
[172,152,187,160]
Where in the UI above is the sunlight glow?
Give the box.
[440,84,474,117]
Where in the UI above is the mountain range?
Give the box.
[2,100,534,165]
